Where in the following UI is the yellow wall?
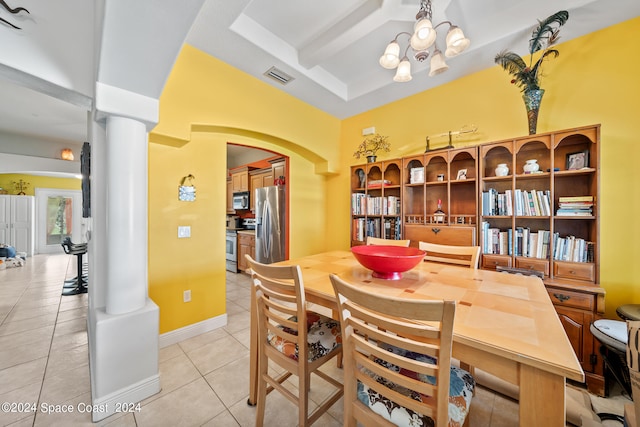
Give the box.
[0,173,81,195]
[150,46,338,333]
[152,17,640,333]
[332,17,640,318]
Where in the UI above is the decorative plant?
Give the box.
[353,134,391,159]
[494,10,569,92]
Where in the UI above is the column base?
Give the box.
[88,298,160,422]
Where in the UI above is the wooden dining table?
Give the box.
[247,250,584,426]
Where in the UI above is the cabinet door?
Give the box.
[238,242,250,271]
[238,234,255,272]
[555,306,595,373]
[227,180,234,213]
[404,224,475,246]
[0,195,9,246]
[241,173,249,191]
[272,161,285,183]
[262,172,274,187]
[10,196,34,256]
[231,173,241,192]
[232,172,249,192]
[250,175,263,211]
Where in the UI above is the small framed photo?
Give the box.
[456,169,467,180]
[566,150,589,170]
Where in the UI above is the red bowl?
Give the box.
[351,245,426,280]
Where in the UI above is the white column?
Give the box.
[105,115,147,314]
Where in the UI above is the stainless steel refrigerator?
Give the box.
[255,185,286,264]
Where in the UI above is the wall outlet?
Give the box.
[183,290,191,302]
[178,226,191,238]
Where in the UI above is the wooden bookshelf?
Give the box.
[400,147,477,247]
[477,124,604,395]
[350,159,403,246]
[348,124,604,395]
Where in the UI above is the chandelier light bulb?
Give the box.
[429,48,448,76]
[445,26,470,57]
[414,18,433,40]
[393,57,412,82]
[379,41,400,69]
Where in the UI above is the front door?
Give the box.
[35,188,83,254]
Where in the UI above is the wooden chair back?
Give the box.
[246,255,343,426]
[418,241,480,269]
[330,273,457,427]
[366,236,410,247]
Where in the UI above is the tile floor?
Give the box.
[2,252,598,426]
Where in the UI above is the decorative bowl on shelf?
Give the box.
[351,245,426,280]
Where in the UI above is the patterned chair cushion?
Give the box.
[357,344,475,427]
[267,311,341,362]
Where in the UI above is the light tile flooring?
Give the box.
[1,253,549,426]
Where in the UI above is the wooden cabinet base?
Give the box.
[585,371,606,397]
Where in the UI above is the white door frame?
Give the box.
[35,188,83,254]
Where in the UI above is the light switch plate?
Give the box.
[178,226,191,238]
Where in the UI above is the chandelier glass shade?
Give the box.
[379,0,470,81]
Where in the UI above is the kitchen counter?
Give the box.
[226,227,245,231]
[238,229,255,235]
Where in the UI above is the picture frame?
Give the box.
[456,169,467,180]
[566,150,589,170]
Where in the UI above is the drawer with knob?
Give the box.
[481,254,512,270]
[553,261,595,282]
[547,287,594,311]
[515,257,549,277]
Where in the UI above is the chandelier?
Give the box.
[379,0,470,82]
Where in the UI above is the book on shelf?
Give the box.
[351,193,368,215]
[367,179,391,188]
[505,190,513,216]
[512,189,550,217]
[480,222,511,255]
[515,227,524,256]
[552,234,594,263]
[482,188,513,216]
[558,195,593,203]
[531,190,541,216]
[557,195,594,216]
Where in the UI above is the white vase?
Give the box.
[523,159,540,174]
[495,163,509,176]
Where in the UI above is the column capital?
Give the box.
[95,82,159,131]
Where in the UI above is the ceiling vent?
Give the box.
[264,67,295,85]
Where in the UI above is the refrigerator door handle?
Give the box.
[262,201,271,258]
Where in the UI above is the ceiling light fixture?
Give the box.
[61,148,74,161]
[379,0,470,82]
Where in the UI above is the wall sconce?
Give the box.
[61,148,74,161]
[178,174,196,202]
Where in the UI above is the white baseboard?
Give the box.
[91,374,161,422]
[159,314,227,348]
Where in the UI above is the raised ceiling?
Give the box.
[186,0,640,119]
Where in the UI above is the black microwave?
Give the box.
[232,191,250,210]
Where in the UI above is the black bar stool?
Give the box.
[61,237,88,296]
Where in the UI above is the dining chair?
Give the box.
[367,236,411,247]
[418,241,481,269]
[245,255,343,427]
[330,273,475,427]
